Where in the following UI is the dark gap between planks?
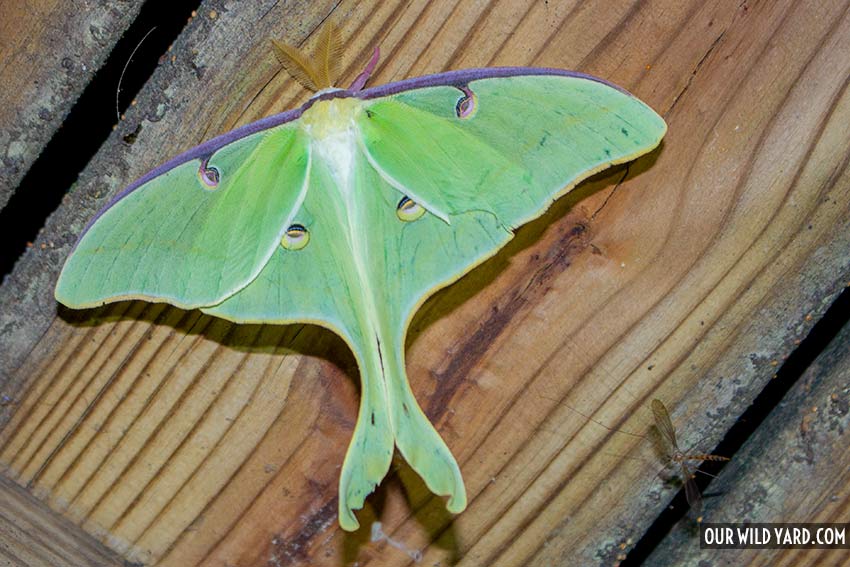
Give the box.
[623,284,850,565]
[0,0,201,281]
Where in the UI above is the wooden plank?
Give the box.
[0,0,145,209]
[648,303,850,565]
[0,0,847,566]
[0,474,123,567]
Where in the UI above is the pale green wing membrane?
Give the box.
[55,69,666,531]
[55,124,309,308]
[359,75,666,228]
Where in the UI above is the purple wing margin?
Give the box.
[354,66,633,99]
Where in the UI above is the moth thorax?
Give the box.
[302,98,363,140]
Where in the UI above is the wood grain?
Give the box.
[0,0,848,565]
[0,0,145,208]
[0,474,123,566]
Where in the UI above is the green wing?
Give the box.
[55,123,310,308]
[358,75,666,227]
[56,70,665,532]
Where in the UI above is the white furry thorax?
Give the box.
[301,97,366,193]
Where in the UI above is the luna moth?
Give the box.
[55,31,666,531]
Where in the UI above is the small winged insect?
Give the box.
[651,398,729,519]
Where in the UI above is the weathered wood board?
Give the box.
[0,474,123,566]
[0,1,848,565]
[649,312,850,565]
[0,0,145,209]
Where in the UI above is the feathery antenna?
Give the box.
[271,39,322,91]
[316,23,343,89]
[272,23,343,91]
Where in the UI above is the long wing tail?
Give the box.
[338,337,466,530]
[338,347,395,531]
[384,346,467,514]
